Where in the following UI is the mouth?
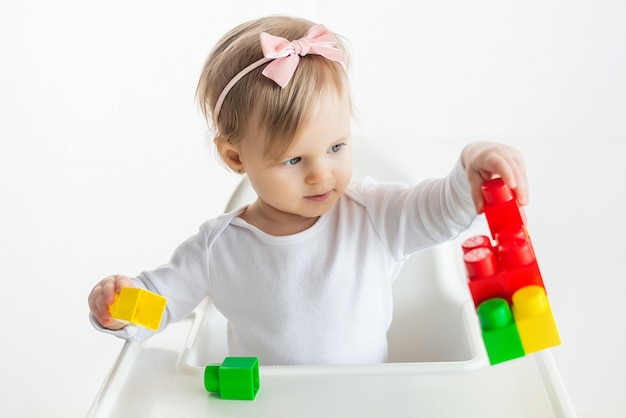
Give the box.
[305,191,332,202]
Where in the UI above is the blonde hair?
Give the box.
[196,15,351,157]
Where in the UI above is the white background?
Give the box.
[1,0,625,417]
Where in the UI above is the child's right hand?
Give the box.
[88,275,135,330]
[461,141,528,214]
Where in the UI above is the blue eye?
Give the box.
[283,157,302,167]
[329,143,346,153]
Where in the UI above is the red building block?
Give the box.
[497,237,544,296]
[463,236,545,306]
[461,235,492,254]
[463,246,507,305]
[481,178,527,238]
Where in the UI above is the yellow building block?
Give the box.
[512,285,560,354]
[109,287,167,331]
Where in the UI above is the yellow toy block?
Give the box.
[109,287,167,331]
[512,285,560,354]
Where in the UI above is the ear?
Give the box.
[214,136,245,174]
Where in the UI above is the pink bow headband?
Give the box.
[212,24,344,125]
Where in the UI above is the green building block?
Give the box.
[204,357,260,400]
[109,287,167,331]
[478,298,525,365]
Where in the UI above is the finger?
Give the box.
[485,153,517,189]
[113,275,134,293]
[89,276,124,326]
[511,154,529,206]
[494,151,528,206]
[469,154,512,213]
[89,285,113,326]
[100,276,119,305]
[470,178,485,214]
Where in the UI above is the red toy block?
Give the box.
[494,223,529,243]
[464,246,507,305]
[481,178,527,238]
[461,235,492,254]
[463,232,545,306]
[497,237,544,296]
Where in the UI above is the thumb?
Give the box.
[467,170,487,214]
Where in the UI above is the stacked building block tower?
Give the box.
[462,178,560,365]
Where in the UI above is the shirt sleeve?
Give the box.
[350,155,476,259]
[88,217,224,341]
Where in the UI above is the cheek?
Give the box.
[255,171,298,196]
[246,172,276,199]
[337,157,353,185]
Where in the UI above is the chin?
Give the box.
[309,202,338,218]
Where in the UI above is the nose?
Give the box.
[305,158,332,185]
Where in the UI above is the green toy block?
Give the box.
[204,357,260,400]
[477,298,525,365]
[109,287,167,331]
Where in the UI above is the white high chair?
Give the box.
[87,137,576,418]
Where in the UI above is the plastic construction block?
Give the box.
[462,237,545,307]
[109,287,167,331]
[477,298,525,365]
[204,357,260,400]
[512,285,561,354]
[481,177,527,238]
[463,245,507,305]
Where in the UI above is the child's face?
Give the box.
[238,94,353,229]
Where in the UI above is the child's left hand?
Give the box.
[462,141,528,213]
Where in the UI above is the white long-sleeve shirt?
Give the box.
[91,158,476,365]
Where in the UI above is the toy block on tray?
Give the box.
[109,287,167,331]
[461,178,560,365]
[204,357,260,400]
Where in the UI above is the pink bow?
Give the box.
[259,24,344,88]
